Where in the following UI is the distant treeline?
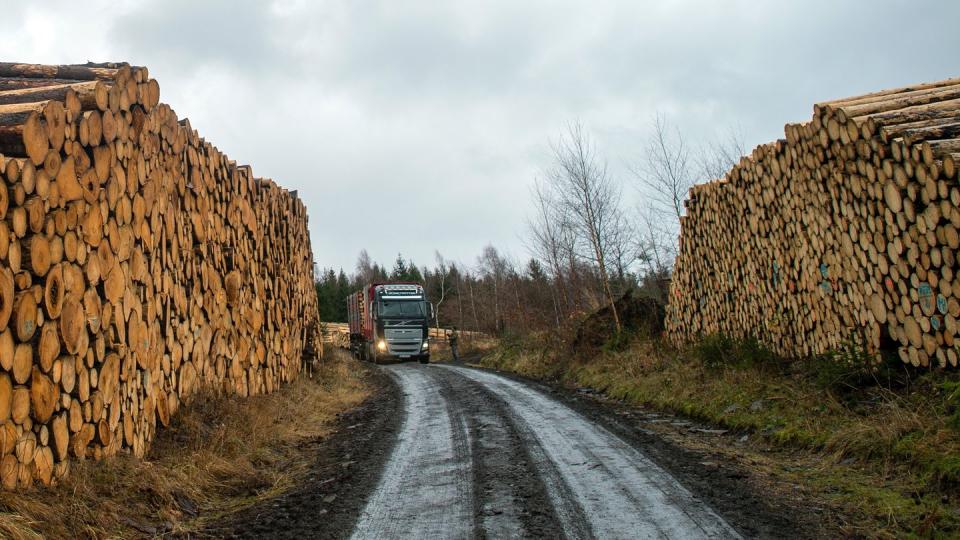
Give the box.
[316,117,742,336]
[315,246,648,337]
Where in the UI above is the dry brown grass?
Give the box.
[0,349,371,539]
[430,335,498,362]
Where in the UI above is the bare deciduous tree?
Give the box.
[478,245,508,333]
[635,203,676,301]
[634,113,695,225]
[452,262,465,330]
[636,204,673,273]
[355,249,376,284]
[607,207,638,288]
[699,125,746,181]
[526,179,573,328]
[632,115,745,299]
[547,121,623,332]
[465,269,480,332]
[432,251,451,331]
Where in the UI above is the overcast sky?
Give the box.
[2,1,959,273]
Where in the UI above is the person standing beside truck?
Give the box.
[448,326,460,361]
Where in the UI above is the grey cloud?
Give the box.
[110,0,283,75]
[2,0,959,272]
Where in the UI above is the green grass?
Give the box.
[480,333,960,537]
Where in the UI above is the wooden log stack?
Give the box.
[0,62,320,489]
[666,76,960,369]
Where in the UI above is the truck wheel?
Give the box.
[419,355,430,365]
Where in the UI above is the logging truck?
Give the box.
[347,283,434,364]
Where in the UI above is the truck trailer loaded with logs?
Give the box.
[0,61,320,489]
[347,283,434,364]
[667,76,960,368]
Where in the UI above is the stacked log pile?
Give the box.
[0,62,320,488]
[666,77,960,368]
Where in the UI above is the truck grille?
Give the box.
[384,328,423,356]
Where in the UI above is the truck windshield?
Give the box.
[379,300,425,318]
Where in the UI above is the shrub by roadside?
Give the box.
[0,350,371,539]
[480,333,960,537]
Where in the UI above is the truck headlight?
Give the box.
[422,341,429,350]
[377,340,387,351]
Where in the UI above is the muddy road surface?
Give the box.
[351,364,740,539]
[215,362,804,539]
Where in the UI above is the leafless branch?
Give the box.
[698,125,746,181]
[632,113,695,224]
[545,121,624,331]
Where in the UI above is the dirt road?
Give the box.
[213,361,807,539]
[350,364,741,539]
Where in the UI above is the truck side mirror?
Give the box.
[429,303,436,321]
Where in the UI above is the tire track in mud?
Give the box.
[431,367,572,539]
[349,366,473,539]
[351,365,566,539]
[352,364,739,539]
[444,366,741,539]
